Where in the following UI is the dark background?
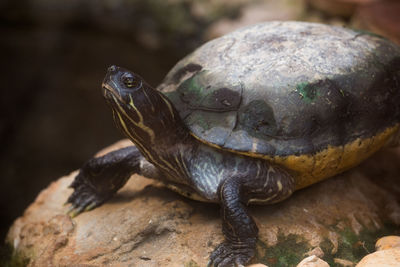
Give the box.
[0,1,182,243]
[0,0,244,246]
[1,0,399,258]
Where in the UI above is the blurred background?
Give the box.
[0,0,399,257]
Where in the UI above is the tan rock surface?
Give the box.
[297,255,329,267]
[305,247,325,258]
[333,258,355,266]
[6,141,400,266]
[376,236,400,251]
[356,248,400,267]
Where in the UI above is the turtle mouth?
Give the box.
[102,82,124,105]
[102,67,123,102]
[102,82,120,98]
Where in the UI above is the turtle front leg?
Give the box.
[66,146,144,217]
[209,164,295,267]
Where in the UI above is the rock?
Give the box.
[6,141,400,266]
[306,0,371,18]
[305,247,325,258]
[376,236,400,251]
[334,258,355,266]
[356,249,400,267]
[352,1,400,45]
[297,255,330,267]
[205,0,305,39]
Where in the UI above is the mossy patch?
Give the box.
[255,223,400,267]
[296,82,320,103]
[177,73,206,106]
[256,233,309,266]
[321,223,400,266]
[0,243,29,267]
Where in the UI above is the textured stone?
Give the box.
[297,255,330,267]
[356,249,400,267]
[305,247,325,258]
[334,258,355,266]
[6,140,400,266]
[376,236,400,251]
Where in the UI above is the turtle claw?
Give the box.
[208,241,255,267]
[85,202,97,212]
[65,146,139,218]
[65,194,103,218]
[65,174,110,217]
[66,206,83,218]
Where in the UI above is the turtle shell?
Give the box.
[158,22,400,188]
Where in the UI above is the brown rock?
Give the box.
[6,142,400,266]
[376,236,400,251]
[306,0,374,17]
[356,248,400,267]
[297,255,330,267]
[334,258,355,266]
[205,0,305,39]
[305,247,325,258]
[352,1,400,45]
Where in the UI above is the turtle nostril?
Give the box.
[108,65,117,72]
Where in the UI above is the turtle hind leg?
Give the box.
[66,146,142,217]
[209,163,294,267]
[209,180,258,267]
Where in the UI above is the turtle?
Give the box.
[66,21,400,266]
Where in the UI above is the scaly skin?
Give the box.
[66,146,142,217]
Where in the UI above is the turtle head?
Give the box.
[102,65,185,147]
[102,65,145,105]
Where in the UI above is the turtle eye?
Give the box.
[121,73,141,89]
